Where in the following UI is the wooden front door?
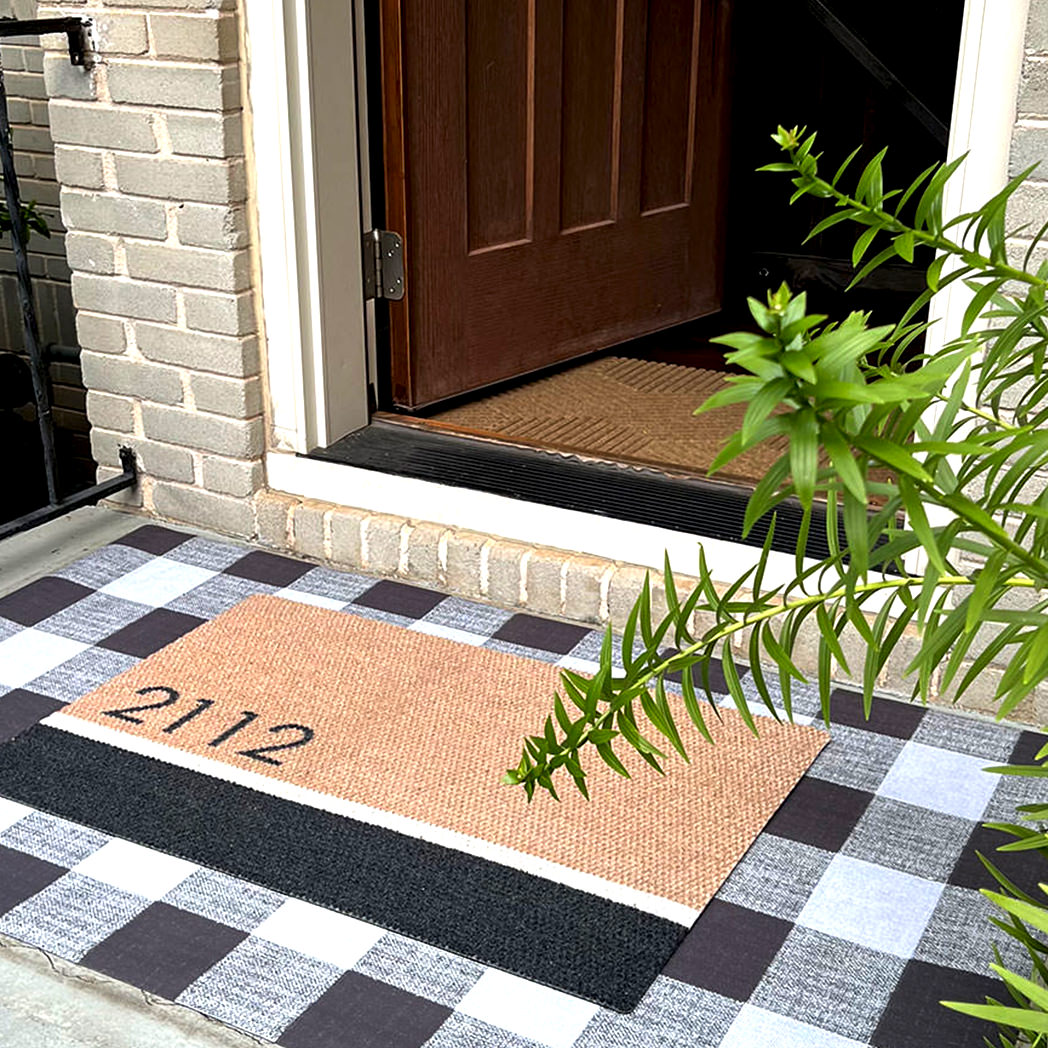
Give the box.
[380,0,731,409]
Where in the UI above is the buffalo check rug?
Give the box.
[0,525,1043,1047]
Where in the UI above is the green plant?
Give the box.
[946,744,1048,1046]
[501,128,1048,1042]
[0,199,49,242]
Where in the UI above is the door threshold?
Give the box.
[309,420,837,561]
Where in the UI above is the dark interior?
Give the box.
[626,0,966,368]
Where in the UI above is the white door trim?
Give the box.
[243,0,370,453]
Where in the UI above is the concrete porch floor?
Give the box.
[0,506,258,1048]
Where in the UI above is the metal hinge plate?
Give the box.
[363,229,404,301]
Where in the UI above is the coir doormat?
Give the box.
[0,594,826,1011]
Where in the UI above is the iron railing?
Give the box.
[0,16,136,541]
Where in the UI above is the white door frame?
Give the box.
[244,0,371,453]
[244,0,1028,579]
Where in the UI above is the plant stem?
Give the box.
[789,163,1048,292]
[571,572,1036,755]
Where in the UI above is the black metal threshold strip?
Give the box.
[310,421,838,561]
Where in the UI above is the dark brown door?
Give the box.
[380,0,731,409]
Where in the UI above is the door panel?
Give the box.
[380,0,731,409]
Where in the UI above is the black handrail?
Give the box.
[0,17,135,542]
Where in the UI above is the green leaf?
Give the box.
[787,411,819,509]
[941,1001,1048,1034]
[821,424,866,502]
[984,891,1048,937]
[741,378,793,443]
[595,741,631,778]
[852,435,935,484]
[680,664,714,743]
[852,226,879,267]
[893,231,915,263]
[722,645,757,735]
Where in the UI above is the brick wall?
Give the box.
[0,0,90,491]
[41,0,260,530]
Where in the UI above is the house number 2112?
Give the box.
[101,685,314,767]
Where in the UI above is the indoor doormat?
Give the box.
[1,526,1046,1048]
[0,590,825,1011]
[431,357,789,483]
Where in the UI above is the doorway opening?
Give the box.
[332,0,966,503]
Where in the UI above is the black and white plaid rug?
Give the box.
[0,524,1042,1048]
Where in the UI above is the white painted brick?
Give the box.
[201,455,262,497]
[1019,57,1048,117]
[362,515,401,574]
[189,372,261,417]
[487,540,529,607]
[125,242,251,292]
[1029,0,1048,55]
[64,232,117,275]
[329,506,367,566]
[85,390,134,432]
[291,502,326,560]
[149,13,239,61]
[136,322,258,377]
[61,191,168,240]
[115,155,246,205]
[107,60,239,111]
[41,53,97,100]
[80,349,183,405]
[95,0,236,10]
[72,274,178,323]
[564,555,609,624]
[92,429,195,483]
[166,111,243,159]
[404,521,444,585]
[1011,126,1048,177]
[75,312,126,354]
[142,402,263,457]
[49,103,157,152]
[96,464,144,509]
[445,530,487,597]
[54,146,104,190]
[153,481,254,539]
[175,203,247,250]
[92,12,150,55]
[256,493,294,548]
[525,548,564,616]
[182,289,254,335]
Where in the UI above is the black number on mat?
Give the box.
[102,686,179,724]
[209,711,258,747]
[237,724,314,766]
[163,698,215,734]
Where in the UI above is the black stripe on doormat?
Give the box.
[0,724,683,1012]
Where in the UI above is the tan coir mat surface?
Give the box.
[431,357,788,483]
[57,594,827,912]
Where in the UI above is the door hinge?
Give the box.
[363,229,404,301]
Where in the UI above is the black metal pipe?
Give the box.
[45,343,81,365]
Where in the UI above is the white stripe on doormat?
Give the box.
[42,711,699,927]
